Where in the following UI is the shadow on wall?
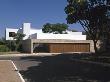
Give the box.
[20,53,110,82]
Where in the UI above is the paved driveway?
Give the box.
[0,60,22,82]
[0,54,110,82]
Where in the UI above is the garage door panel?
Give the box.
[49,43,90,53]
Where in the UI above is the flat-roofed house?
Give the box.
[5,23,97,53]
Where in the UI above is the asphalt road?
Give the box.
[0,55,110,82]
[0,56,41,71]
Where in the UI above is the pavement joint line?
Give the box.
[11,60,25,82]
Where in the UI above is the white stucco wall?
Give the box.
[29,29,86,40]
[5,28,18,40]
[30,29,42,34]
[36,33,86,40]
[30,33,37,39]
[22,23,31,40]
[67,31,82,35]
[5,23,87,40]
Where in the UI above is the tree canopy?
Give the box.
[65,0,110,53]
[14,33,25,43]
[14,33,25,51]
[42,23,68,34]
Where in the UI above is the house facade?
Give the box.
[5,23,93,53]
[5,23,86,40]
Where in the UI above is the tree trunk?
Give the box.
[105,34,109,52]
[93,40,98,54]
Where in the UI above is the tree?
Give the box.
[14,33,25,51]
[0,37,6,45]
[65,0,110,53]
[82,31,90,40]
[42,23,68,34]
[42,23,52,33]
[0,37,15,51]
[0,38,10,52]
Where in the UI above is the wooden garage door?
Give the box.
[49,43,90,53]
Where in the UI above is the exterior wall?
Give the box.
[22,23,31,40]
[5,23,87,40]
[36,34,86,40]
[30,29,83,35]
[30,29,85,40]
[89,40,104,52]
[30,33,37,39]
[67,31,82,35]
[22,39,33,53]
[5,28,18,40]
[30,29,42,34]
[22,39,96,53]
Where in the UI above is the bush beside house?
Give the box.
[0,38,10,52]
[0,45,9,52]
[0,33,25,53]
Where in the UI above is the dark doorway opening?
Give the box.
[33,43,49,53]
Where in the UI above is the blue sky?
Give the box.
[0,0,83,38]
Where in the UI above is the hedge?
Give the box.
[0,45,10,52]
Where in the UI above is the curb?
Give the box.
[0,53,55,57]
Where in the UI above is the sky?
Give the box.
[0,0,83,38]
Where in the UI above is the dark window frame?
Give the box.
[9,32,16,37]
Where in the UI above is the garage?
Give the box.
[22,39,94,53]
[48,43,90,53]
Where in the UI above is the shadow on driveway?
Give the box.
[20,54,110,82]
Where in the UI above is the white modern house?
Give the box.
[5,23,86,40]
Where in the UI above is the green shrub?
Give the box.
[0,45,10,52]
[17,44,23,52]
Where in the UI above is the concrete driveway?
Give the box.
[0,54,110,82]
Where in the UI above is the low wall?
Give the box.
[22,39,33,53]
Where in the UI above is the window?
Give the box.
[9,32,16,37]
